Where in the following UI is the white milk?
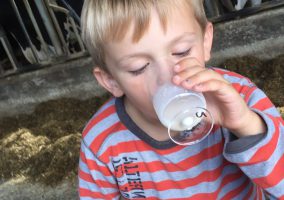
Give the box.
[153,83,206,131]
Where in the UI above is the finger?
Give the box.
[174,57,203,73]
[181,68,229,89]
[173,65,203,85]
[173,58,206,85]
[189,79,231,93]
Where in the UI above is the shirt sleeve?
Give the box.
[78,140,120,200]
[223,85,284,199]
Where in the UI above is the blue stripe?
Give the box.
[240,128,284,178]
[140,164,240,199]
[223,73,253,86]
[247,88,267,107]
[136,155,224,182]
[84,113,120,147]
[79,178,118,195]
[224,112,276,163]
[217,175,247,199]
[266,178,284,199]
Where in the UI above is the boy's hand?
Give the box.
[172,58,267,138]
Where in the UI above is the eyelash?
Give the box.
[172,48,191,57]
[128,49,191,76]
[129,62,150,76]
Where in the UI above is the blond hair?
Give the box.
[81,0,207,72]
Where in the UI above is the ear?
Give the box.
[93,67,124,97]
[203,22,214,62]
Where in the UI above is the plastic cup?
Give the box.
[153,82,214,145]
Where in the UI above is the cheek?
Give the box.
[125,85,155,109]
[191,45,206,64]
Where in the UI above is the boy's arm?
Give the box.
[78,140,121,200]
[223,84,284,199]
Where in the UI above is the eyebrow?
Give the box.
[118,32,196,63]
[169,32,196,46]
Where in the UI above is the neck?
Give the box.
[124,98,169,141]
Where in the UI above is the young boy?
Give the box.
[78,0,284,199]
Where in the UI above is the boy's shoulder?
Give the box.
[81,97,127,155]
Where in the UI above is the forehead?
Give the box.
[103,5,202,62]
[104,0,197,44]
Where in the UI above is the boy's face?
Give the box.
[95,4,213,124]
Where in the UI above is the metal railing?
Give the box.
[0,25,19,76]
[0,0,86,78]
[206,0,284,23]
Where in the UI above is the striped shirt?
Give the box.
[78,68,284,200]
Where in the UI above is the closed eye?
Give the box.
[172,48,191,57]
[128,63,149,76]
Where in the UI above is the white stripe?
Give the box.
[217,175,247,199]
[135,155,225,182]
[239,128,284,178]
[84,113,120,147]
[266,174,284,198]
[224,113,276,163]
[79,178,118,195]
[140,165,240,199]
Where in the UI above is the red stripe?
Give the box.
[80,151,112,176]
[100,140,224,171]
[253,153,284,188]
[78,169,94,183]
[82,105,116,138]
[244,87,257,103]
[99,140,182,163]
[118,162,229,191]
[89,122,126,153]
[232,82,250,93]
[80,150,87,163]
[252,97,274,111]
[214,68,245,80]
[117,164,245,200]
[240,116,280,166]
[79,188,118,199]
[214,68,257,103]
[242,183,254,200]
[78,169,117,188]
[232,83,255,97]
[221,178,250,200]
[257,186,263,200]
[186,169,244,199]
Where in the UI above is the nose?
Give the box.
[154,57,176,86]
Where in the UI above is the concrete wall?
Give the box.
[0,7,284,118]
[209,7,284,65]
[0,57,103,117]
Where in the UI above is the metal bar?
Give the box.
[0,38,19,71]
[68,16,85,51]
[58,0,80,24]
[45,0,69,54]
[49,3,68,14]
[23,0,50,57]
[9,0,39,63]
[49,2,85,53]
[210,0,284,23]
[0,61,4,76]
[34,0,64,55]
[205,0,224,18]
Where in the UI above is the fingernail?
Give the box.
[173,75,180,83]
[174,64,180,71]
